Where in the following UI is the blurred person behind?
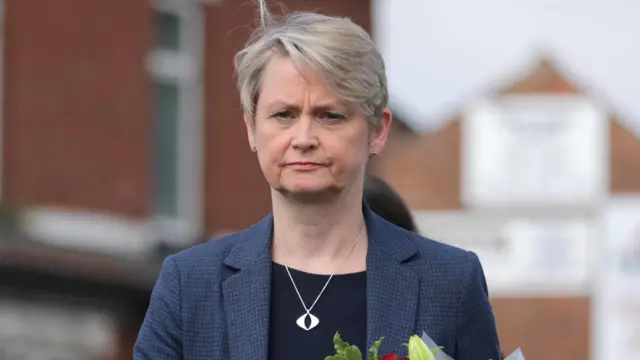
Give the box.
[364,175,417,232]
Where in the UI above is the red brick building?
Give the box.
[371,57,640,360]
[0,0,372,358]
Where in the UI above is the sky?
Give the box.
[372,0,640,134]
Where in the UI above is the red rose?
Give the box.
[380,355,407,360]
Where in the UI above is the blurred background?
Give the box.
[0,0,638,359]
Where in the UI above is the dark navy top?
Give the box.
[268,262,367,360]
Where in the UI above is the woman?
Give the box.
[134,1,500,359]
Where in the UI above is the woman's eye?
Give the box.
[273,111,294,121]
[319,112,346,123]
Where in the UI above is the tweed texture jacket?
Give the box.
[134,205,501,360]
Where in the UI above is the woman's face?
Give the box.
[245,55,391,199]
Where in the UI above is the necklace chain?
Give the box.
[274,223,365,318]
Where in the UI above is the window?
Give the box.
[148,0,204,245]
[153,81,179,216]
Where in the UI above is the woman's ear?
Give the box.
[243,114,256,152]
[369,108,393,155]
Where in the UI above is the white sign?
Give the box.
[414,211,592,295]
[503,218,591,290]
[593,197,640,360]
[461,95,609,209]
[600,197,640,278]
[593,281,640,360]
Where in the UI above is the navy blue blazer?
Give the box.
[134,207,501,360]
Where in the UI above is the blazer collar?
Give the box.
[223,212,274,270]
[364,208,421,356]
[223,203,419,269]
[222,213,273,360]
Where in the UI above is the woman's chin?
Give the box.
[279,181,339,199]
[288,184,329,194]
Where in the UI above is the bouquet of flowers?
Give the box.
[325,331,526,360]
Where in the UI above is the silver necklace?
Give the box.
[274,224,364,331]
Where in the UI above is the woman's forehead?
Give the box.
[258,57,353,111]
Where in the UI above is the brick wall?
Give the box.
[3,0,152,217]
[493,297,590,359]
[3,0,373,231]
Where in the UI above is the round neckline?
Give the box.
[272,261,366,277]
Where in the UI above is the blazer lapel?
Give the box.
[222,215,274,360]
[365,208,420,356]
[220,207,421,358]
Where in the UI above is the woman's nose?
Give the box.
[290,116,319,150]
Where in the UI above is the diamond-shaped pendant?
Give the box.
[296,312,320,331]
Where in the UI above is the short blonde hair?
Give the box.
[234,0,388,125]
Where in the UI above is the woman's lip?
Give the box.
[286,162,324,170]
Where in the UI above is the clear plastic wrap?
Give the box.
[420,331,526,360]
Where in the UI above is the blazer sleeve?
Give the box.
[134,256,183,360]
[455,251,501,360]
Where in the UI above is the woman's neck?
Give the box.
[271,189,367,274]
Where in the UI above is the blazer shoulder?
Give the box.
[404,229,481,276]
[164,227,250,274]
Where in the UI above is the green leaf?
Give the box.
[368,337,384,360]
[333,332,351,355]
[343,345,363,360]
[328,331,364,360]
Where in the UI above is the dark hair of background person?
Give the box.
[363,175,417,232]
